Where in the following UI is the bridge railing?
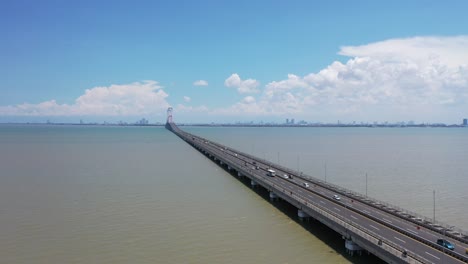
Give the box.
[172,124,468,244]
[224,155,426,264]
[222,143,468,243]
[173,127,468,263]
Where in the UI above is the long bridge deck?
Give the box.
[166,121,468,264]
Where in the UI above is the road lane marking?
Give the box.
[350,215,358,220]
[334,207,341,212]
[382,218,392,224]
[406,228,419,235]
[320,201,326,204]
[370,225,380,230]
[394,236,406,243]
[425,252,440,260]
[297,189,303,193]
[363,210,371,214]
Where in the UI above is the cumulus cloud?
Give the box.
[183,96,191,102]
[217,36,468,122]
[193,80,208,86]
[339,36,468,68]
[224,73,260,94]
[175,104,209,113]
[214,96,266,116]
[0,81,170,116]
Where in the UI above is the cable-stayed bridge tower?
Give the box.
[165,107,173,130]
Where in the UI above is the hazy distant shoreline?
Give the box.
[1,122,467,128]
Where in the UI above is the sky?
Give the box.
[2,0,468,124]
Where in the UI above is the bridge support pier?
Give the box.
[297,209,310,221]
[250,180,258,187]
[237,172,242,177]
[227,165,231,171]
[345,239,363,257]
[269,192,279,201]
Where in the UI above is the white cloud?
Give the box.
[214,96,266,116]
[339,36,468,68]
[3,36,468,123]
[216,36,468,122]
[224,73,260,94]
[193,80,208,86]
[175,104,209,113]
[0,81,170,116]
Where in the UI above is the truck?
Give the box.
[267,169,276,177]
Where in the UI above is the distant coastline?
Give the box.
[1,122,467,128]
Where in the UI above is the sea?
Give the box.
[0,124,467,263]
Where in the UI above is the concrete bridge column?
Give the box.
[269,192,279,201]
[251,180,258,187]
[298,209,310,221]
[237,172,242,177]
[345,239,363,257]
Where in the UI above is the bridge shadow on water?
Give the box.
[221,166,386,264]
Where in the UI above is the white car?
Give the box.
[283,174,289,179]
[333,195,341,201]
[303,182,310,187]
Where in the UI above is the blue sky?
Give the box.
[2,0,468,123]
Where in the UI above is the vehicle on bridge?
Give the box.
[333,195,341,201]
[437,239,455,250]
[303,182,310,187]
[267,169,276,177]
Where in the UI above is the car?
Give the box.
[303,182,309,187]
[333,195,341,201]
[283,174,289,179]
[437,239,454,250]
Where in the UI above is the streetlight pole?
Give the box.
[366,173,368,197]
[433,190,436,223]
[325,162,327,183]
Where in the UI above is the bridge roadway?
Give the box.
[167,122,468,264]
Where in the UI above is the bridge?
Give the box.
[166,118,468,263]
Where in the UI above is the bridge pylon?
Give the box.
[165,107,173,130]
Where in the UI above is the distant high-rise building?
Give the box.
[463,118,467,126]
[137,118,149,125]
[286,118,289,124]
[291,118,295,124]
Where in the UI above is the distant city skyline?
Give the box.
[2,1,468,124]
[11,116,468,128]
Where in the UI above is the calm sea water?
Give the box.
[0,125,466,263]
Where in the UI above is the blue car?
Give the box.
[437,239,455,250]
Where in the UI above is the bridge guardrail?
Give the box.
[194,130,468,245]
[169,123,468,263]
